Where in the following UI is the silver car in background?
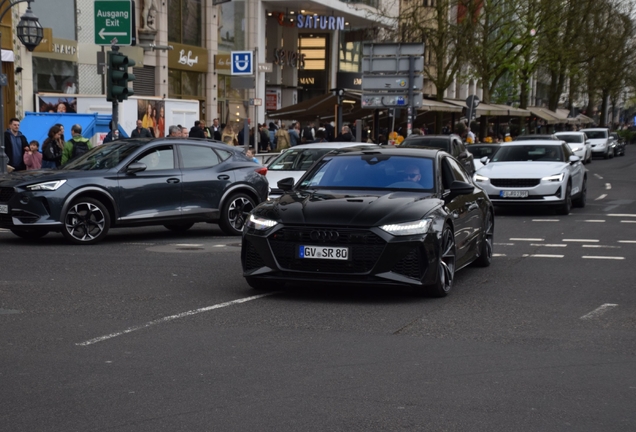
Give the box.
[474,140,587,215]
[265,142,379,198]
[581,128,613,159]
[555,131,592,164]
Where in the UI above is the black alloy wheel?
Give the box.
[10,229,48,240]
[557,183,572,215]
[61,197,111,245]
[427,226,456,297]
[573,177,587,208]
[473,211,494,267]
[164,223,195,232]
[219,193,256,236]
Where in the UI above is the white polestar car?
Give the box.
[474,140,587,214]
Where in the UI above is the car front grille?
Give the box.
[269,227,386,274]
[391,248,426,280]
[0,187,15,202]
[12,210,39,224]
[244,242,266,271]
[490,178,540,188]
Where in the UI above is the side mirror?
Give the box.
[449,180,474,196]
[126,162,147,174]
[277,177,295,191]
[480,156,489,165]
[458,151,468,159]
[569,155,581,164]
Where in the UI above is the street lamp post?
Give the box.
[0,0,42,175]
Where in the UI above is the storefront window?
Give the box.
[32,58,78,94]
[167,0,203,46]
[31,0,76,40]
[168,69,205,99]
[218,1,246,52]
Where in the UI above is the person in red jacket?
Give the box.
[23,140,42,170]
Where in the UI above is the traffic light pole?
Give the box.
[110,44,120,136]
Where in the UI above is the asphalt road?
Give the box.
[1,149,635,431]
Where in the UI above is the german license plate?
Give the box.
[299,245,349,260]
[0,204,8,214]
[500,190,529,198]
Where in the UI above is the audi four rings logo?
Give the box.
[310,230,340,241]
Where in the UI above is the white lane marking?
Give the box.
[174,244,204,247]
[582,220,605,223]
[530,244,567,247]
[618,240,636,244]
[621,221,636,224]
[605,183,612,190]
[607,214,636,217]
[495,243,515,246]
[0,228,9,233]
[213,245,226,248]
[493,253,507,257]
[510,238,544,241]
[532,219,559,222]
[594,194,607,201]
[562,239,599,243]
[594,174,603,179]
[582,245,621,249]
[76,293,278,346]
[582,256,625,260]
[522,254,564,258]
[581,303,617,320]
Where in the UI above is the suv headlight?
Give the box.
[542,173,564,182]
[25,180,67,191]
[380,218,432,236]
[245,214,277,231]
[473,173,489,183]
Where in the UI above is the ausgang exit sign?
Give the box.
[94,0,133,46]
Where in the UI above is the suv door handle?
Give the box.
[167,178,180,184]
[218,174,230,180]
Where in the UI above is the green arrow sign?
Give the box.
[94,0,133,46]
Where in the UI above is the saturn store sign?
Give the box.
[297,14,345,31]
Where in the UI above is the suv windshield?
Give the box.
[584,130,608,139]
[556,134,583,143]
[62,141,144,170]
[399,138,449,152]
[300,155,435,191]
[492,145,564,162]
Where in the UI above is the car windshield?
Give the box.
[400,138,449,151]
[556,134,583,143]
[584,131,607,139]
[468,145,499,159]
[62,141,144,171]
[268,148,337,171]
[492,145,564,162]
[299,155,435,191]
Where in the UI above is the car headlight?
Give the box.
[245,214,278,231]
[571,146,582,152]
[473,173,489,182]
[542,173,564,182]
[380,218,432,236]
[25,180,67,191]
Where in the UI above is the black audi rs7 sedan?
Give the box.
[0,138,269,244]
[241,147,494,297]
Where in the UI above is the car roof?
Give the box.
[515,134,558,139]
[500,140,564,146]
[555,131,585,135]
[285,142,380,150]
[403,134,458,141]
[329,146,441,158]
[581,128,607,131]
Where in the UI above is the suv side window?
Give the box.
[181,145,222,169]
[135,146,175,171]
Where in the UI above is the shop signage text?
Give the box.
[297,14,345,31]
[273,49,306,69]
[299,77,314,85]
[178,49,198,67]
[53,43,77,55]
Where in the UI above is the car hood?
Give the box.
[478,162,566,178]
[255,190,441,227]
[0,168,111,187]
[587,138,607,145]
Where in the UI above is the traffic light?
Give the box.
[107,51,136,102]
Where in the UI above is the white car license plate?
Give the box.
[299,245,349,260]
[0,204,8,214]
[500,190,529,198]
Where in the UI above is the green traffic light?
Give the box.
[106,51,136,102]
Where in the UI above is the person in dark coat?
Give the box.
[189,120,206,138]
[336,125,353,142]
[131,120,153,138]
[4,117,29,171]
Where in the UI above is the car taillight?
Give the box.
[255,167,268,175]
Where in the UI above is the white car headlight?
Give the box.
[542,173,564,182]
[570,146,582,152]
[380,219,432,236]
[473,173,489,182]
[26,180,67,191]
[246,214,277,231]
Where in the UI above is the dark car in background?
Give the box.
[467,143,501,170]
[397,134,475,174]
[242,147,494,297]
[610,132,626,156]
[0,138,269,244]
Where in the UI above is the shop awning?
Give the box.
[576,113,595,124]
[267,91,362,122]
[556,109,580,125]
[20,112,128,149]
[444,100,529,116]
[419,99,463,113]
[527,107,563,124]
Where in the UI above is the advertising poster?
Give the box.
[137,99,166,138]
[38,96,77,113]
